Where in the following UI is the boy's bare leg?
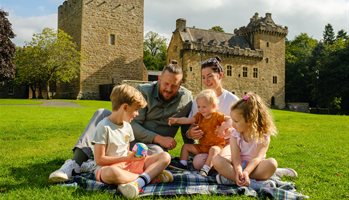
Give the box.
[143,152,171,178]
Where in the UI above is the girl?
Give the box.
[168,89,232,176]
[213,92,278,186]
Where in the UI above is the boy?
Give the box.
[92,84,173,199]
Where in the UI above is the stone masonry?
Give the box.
[167,13,288,108]
[56,0,145,99]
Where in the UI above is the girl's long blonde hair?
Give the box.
[231,92,277,142]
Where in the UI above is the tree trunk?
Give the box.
[46,81,51,99]
[30,85,37,99]
[38,83,43,99]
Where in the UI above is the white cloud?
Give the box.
[144,0,349,41]
[9,14,57,46]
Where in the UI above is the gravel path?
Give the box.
[40,100,81,107]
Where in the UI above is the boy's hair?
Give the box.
[110,84,147,111]
[162,59,183,75]
[231,92,277,142]
[195,89,219,108]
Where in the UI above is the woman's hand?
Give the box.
[187,124,204,140]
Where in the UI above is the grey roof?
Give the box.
[179,28,252,49]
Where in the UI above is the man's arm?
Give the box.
[130,106,157,144]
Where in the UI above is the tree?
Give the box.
[285,33,318,103]
[323,23,335,45]
[336,29,349,41]
[209,26,224,32]
[15,28,80,99]
[143,31,167,71]
[0,9,16,81]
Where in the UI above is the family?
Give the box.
[48,57,297,199]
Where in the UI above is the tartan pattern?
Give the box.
[72,171,309,199]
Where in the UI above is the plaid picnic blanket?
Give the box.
[72,170,308,199]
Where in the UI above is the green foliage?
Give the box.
[0,9,16,81]
[1,100,348,199]
[323,23,335,45]
[209,26,224,33]
[14,28,80,99]
[143,31,167,71]
[285,33,318,103]
[286,27,349,114]
[336,29,349,41]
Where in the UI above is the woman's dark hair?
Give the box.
[201,56,223,73]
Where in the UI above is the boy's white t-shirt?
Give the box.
[92,117,134,157]
[189,89,239,117]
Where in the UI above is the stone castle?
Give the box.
[168,13,288,108]
[56,0,145,99]
[56,0,287,108]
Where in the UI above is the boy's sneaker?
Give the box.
[151,170,174,184]
[168,160,187,171]
[80,159,96,173]
[275,168,298,178]
[118,181,139,199]
[49,159,80,183]
[216,174,235,185]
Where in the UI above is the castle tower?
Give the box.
[57,0,145,99]
[234,13,288,108]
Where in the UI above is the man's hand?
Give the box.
[187,124,204,140]
[153,135,177,150]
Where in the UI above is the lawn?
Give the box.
[0,99,348,199]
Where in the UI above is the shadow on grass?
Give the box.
[1,159,67,193]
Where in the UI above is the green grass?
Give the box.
[0,99,348,199]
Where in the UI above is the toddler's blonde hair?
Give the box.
[195,89,219,108]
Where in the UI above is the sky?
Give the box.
[1,0,348,46]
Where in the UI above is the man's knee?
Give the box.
[147,144,164,155]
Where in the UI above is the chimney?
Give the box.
[176,18,186,31]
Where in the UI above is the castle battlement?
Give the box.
[185,41,263,58]
[234,13,288,37]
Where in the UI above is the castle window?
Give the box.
[266,58,269,63]
[242,67,248,77]
[273,76,278,84]
[266,42,269,47]
[253,68,258,78]
[109,34,116,45]
[227,65,232,76]
[189,66,193,72]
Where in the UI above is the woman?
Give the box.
[186,56,239,170]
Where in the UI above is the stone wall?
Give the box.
[57,0,145,99]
